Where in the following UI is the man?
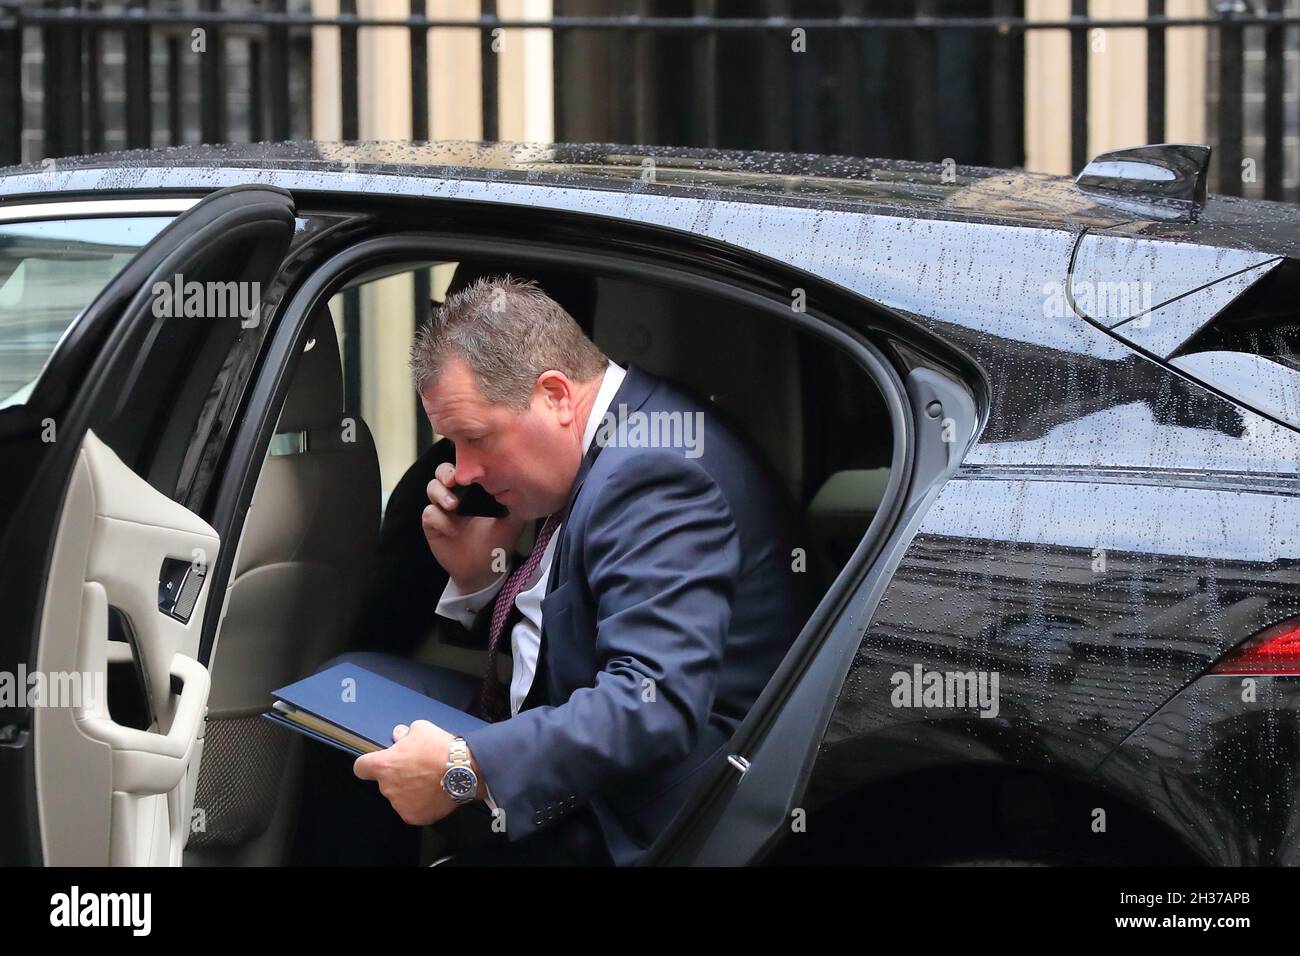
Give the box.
[341,264,598,660]
[351,275,810,865]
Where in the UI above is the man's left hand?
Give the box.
[354,720,463,826]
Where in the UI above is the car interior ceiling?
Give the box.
[186,255,893,866]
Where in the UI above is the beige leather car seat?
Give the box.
[186,308,380,864]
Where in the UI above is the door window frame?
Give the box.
[203,209,936,858]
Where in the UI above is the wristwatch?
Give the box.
[441,736,479,803]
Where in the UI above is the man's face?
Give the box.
[420,355,585,520]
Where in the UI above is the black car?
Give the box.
[1,140,1297,866]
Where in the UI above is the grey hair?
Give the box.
[410,274,608,411]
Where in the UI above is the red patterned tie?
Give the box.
[473,513,562,721]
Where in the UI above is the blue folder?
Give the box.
[264,662,487,757]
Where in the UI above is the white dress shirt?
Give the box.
[435,360,627,716]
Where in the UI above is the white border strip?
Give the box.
[0,197,201,223]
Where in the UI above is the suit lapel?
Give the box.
[524,364,656,710]
[543,363,655,594]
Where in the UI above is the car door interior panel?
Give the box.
[35,430,216,866]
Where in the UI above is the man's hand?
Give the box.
[422,462,526,592]
[353,720,481,827]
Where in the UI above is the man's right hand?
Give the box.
[422,462,525,593]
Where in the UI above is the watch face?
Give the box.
[443,766,477,800]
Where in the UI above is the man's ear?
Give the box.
[536,370,576,424]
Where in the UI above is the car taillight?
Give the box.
[1210,618,1300,676]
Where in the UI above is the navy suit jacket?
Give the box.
[462,364,811,864]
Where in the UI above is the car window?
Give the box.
[0,216,173,409]
[328,261,455,512]
[1174,258,1300,429]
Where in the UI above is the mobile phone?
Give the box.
[452,482,509,518]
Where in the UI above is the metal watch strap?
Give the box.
[443,736,476,803]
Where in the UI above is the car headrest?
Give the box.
[278,308,344,432]
[439,260,598,336]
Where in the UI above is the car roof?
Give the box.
[2,140,1298,256]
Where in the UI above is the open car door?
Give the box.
[0,186,296,866]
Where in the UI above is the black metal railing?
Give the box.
[1,1,1298,200]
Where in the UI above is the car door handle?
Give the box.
[77,640,209,796]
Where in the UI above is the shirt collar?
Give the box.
[580,360,627,454]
